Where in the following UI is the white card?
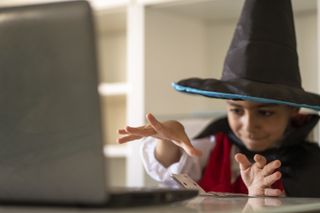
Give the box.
[171,173,248,197]
[171,173,206,194]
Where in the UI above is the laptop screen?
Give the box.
[0,0,107,204]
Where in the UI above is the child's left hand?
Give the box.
[235,153,283,197]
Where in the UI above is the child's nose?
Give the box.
[242,113,258,131]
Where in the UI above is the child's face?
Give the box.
[226,100,298,152]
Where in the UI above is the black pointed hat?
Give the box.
[173,0,320,111]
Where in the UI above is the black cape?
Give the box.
[195,114,320,197]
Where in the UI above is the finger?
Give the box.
[180,137,203,157]
[254,154,267,169]
[118,128,128,134]
[146,113,164,132]
[262,160,281,177]
[264,171,282,186]
[147,113,202,157]
[125,125,156,136]
[181,143,202,157]
[235,153,251,171]
[264,188,283,197]
[117,135,143,144]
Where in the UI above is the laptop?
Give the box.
[0,0,197,207]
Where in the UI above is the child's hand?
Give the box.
[235,153,283,197]
[117,113,202,157]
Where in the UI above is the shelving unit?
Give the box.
[93,0,146,187]
[93,3,130,187]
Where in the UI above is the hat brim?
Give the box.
[173,78,320,111]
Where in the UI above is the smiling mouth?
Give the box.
[247,137,265,141]
[244,134,266,141]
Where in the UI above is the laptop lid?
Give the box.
[0,0,108,205]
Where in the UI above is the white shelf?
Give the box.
[0,0,128,8]
[88,0,129,11]
[98,82,128,96]
[104,144,128,158]
[137,0,185,6]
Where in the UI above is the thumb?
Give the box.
[181,143,202,157]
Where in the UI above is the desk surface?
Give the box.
[1,196,320,213]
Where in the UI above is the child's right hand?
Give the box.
[117,113,202,157]
[235,153,283,197]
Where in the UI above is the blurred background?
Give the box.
[0,0,318,188]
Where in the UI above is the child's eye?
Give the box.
[230,108,243,115]
[258,110,274,117]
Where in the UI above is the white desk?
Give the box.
[1,196,320,213]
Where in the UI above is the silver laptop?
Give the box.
[0,0,197,206]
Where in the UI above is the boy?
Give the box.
[118,0,320,197]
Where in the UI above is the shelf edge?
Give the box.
[104,144,128,158]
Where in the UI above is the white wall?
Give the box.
[295,12,319,140]
[295,12,318,93]
[145,9,213,118]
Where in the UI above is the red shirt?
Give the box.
[198,132,284,194]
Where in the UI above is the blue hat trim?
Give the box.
[172,82,320,111]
